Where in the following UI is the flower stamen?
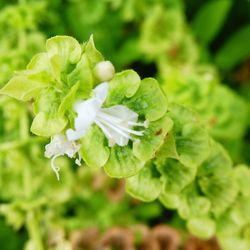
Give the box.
[96,112,145,136]
[97,117,133,139]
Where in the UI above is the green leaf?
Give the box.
[178,184,211,219]
[125,78,168,121]
[27,52,51,72]
[58,83,80,117]
[168,104,210,167]
[156,131,179,160]
[192,0,232,45]
[198,141,232,177]
[187,217,216,239]
[67,53,93,98]
[140,5,184,56]
[216,197,250,242]
[32,88,67,136]
[84,35,104,67]
[105,70,141,106]
[157,158,197,193]
[234,165,250,197]
[198,174,238,216]
[205,85,248,140]
[230,196,250,227]
[126,162,162,202]
[215,25,250,70]
[46,35,82,66]
[104,145,144,178]
[80,125,110,168]
[159,191,180,209]
[46,36,82,81]
[133,115,173,162]
[31,112,67,137]
[0,75,49,101]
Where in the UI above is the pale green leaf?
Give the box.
[133,115,173,162]
[198,174,238,216]
[198,141,232,177]
[104,145,144,178]
[46,35,82,65]
[187,217,216,239]
[126,162,162,202]
[159,192,180,209]
[58,83,79,117]
[125,78,168,121]
[67,53,93,98]
[178,184,211,219]
[234,165,250,197]
[0,75,49,101]
[169,104,210,167]
[80,125,110,168]
[157,158,197,193]
[84,35,104,67]
[31,112,67,137]
[105,70,141,106]
[156,131,179,161]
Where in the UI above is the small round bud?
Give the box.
[94,60,115,82]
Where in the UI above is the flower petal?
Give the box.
[73,98,100,131]
[93,82,108,104]
[101,105,138,123]
[45,134,80,158]
[66,128,85,141]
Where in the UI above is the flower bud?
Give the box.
[94,60,115,82]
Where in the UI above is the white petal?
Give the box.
[44,134,80,180]
[74,98,99,131]
[45,134,80,158]
[66,128,84,141]
[45,134,67,158]
[101,105,138,123]
[93,82,108,104]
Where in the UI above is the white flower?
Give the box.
[66,82,148,147]
[45,134,81,180]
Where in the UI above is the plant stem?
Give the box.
[26,210,44,250]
